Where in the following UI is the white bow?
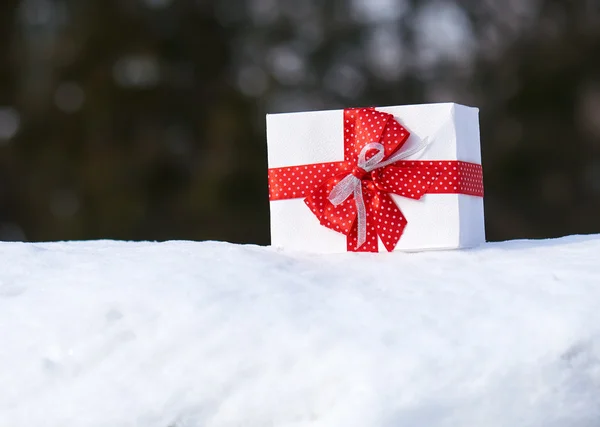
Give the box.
[328,138,431,249]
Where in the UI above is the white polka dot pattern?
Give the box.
[268,108,484,252]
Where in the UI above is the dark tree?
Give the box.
[0,0,598,243]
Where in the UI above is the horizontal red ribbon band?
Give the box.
[269,160,484,201]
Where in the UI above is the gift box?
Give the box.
[266,103,485,253]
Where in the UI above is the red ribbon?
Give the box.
[268,107,484,252]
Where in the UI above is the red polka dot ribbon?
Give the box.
[268,107,484,252]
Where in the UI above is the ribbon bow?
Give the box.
[327,139,431,249]
[303,108,444,252]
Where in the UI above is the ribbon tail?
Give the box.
[346,186,378,253]
[354,185,367,249]
[376,193,408,252]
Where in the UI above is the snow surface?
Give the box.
[1,235,600,427]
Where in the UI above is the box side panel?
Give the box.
[266,110,345,168]
[266,109,346,252]
[454,104,482,164]
[454,104,486,247]
[269,199,347,253]
[459,195,486,248]
[390,194,461,251]
[377,103,459,161]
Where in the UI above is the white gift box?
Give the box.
[266,103,485,253]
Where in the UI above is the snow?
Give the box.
[1,235,600,427]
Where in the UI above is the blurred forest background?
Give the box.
[0,0,599,244]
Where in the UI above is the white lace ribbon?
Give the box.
[328,137,431,249]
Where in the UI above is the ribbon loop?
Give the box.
[358,142,386,171]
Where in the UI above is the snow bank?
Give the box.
[1,235,599,427]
